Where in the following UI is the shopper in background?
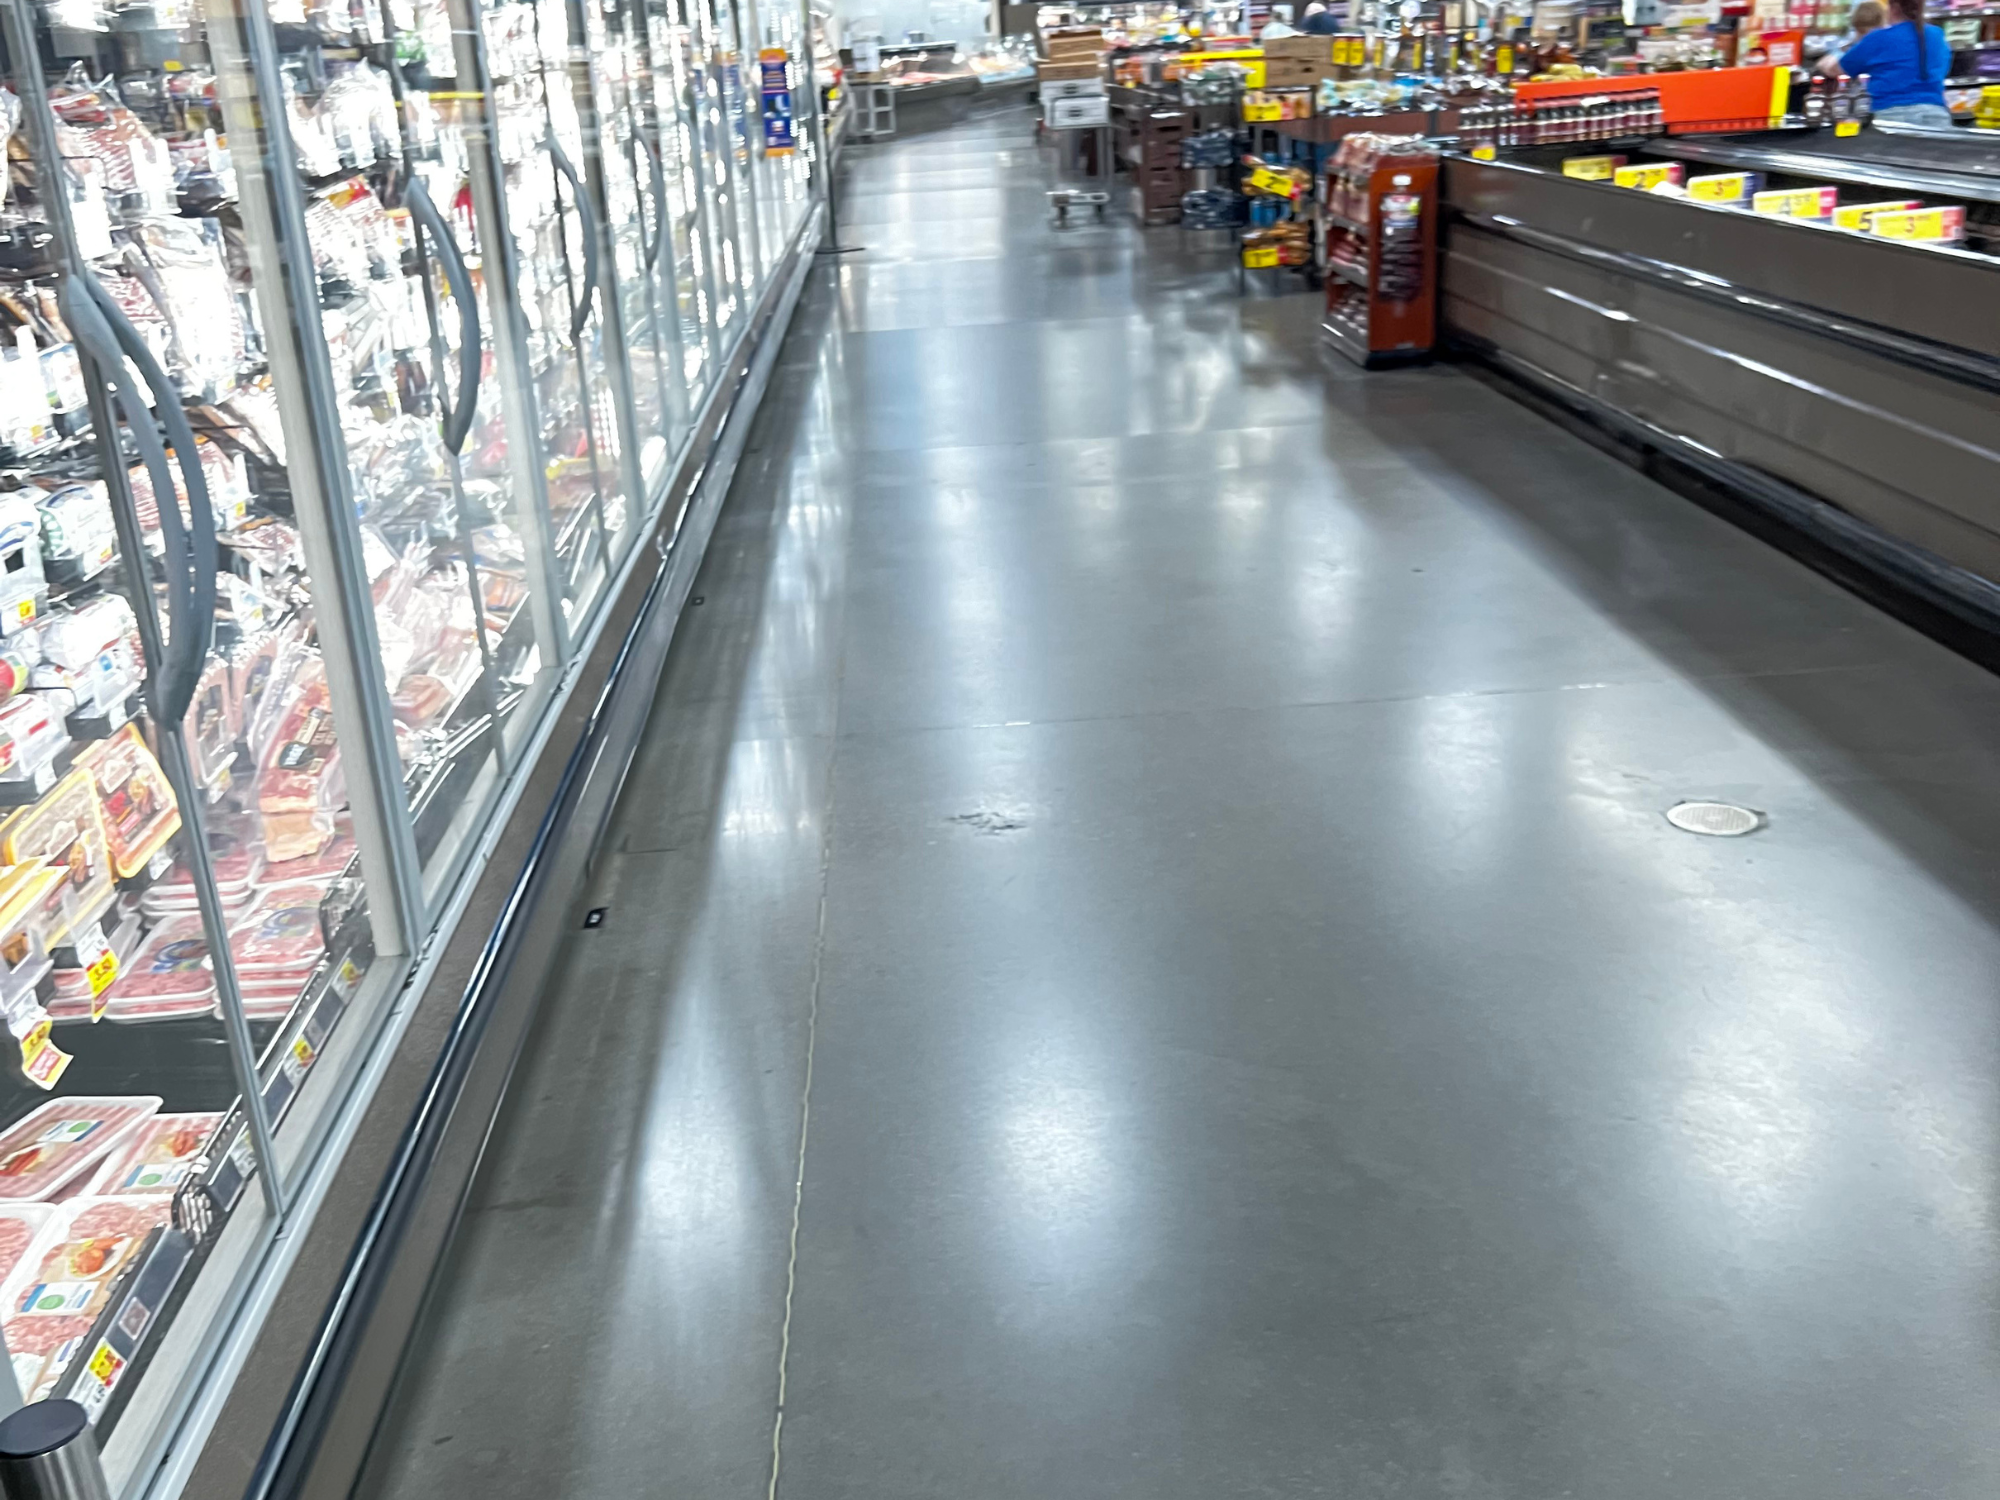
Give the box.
[1300,1,1342,36]
[1823,0,1951,125]
[1261,5,1299,38]
[1816,0,1884,68]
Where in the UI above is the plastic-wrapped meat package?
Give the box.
[222,517,304,588]
[218,386,287,468]
[231,876,331,1010]
[0,1205,51,1307]
[185,654,236,797]
[304,181,394,307]
[0,767,117,948]
[98,915,214,1021]
[0,1098,159,1202]
[196,437,253,529]
[82,1113,220,1197]
[36,482,116,586]
[141,834,261,923]
[5,1195,171,1401]
[48,70,175,216]
[39,596,137,675]
[75,726,180,881]
[316,64,399,171]
[260,831,352,889]
[228,627,285,764]
[125,454,241,547]
[255,658,341,863]
[121,219,245,399]
[391,673,454,729]
[32,607,139,726]
[0,696,69,788]
[35,596,140,721]
[239,618,311,763]
[286,72,343,179]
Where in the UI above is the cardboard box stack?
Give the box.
[1039,26,1105,82]
[1260,34,1338,88]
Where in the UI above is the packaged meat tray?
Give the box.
[0,864,61,1023]
[82,1112,220,1197]
[5,1195,171,1402]
[231,879,330,975]
[260,832,353,890]
[0,1203,52,1305]
[76,726,179,880]
[98,917,215,1022]
[0,1097,159,1201]
[0,695,70,800]
[141,835,262,921]
[0,766,116,947]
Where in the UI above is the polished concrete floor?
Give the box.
[371,106,2000,1498]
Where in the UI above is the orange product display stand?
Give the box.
[1513,64,1792,133]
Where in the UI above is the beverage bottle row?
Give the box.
[1457,89,1665,150]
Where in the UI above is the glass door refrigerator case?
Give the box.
[0,0,693,1473]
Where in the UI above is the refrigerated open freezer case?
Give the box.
[0,0,822,1488]
[1441,125,2000,623]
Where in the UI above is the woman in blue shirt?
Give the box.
[1828,0,1953,127]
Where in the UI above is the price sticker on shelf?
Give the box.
[78,925,117,1019]
[1243,100,1282,121]
[282,1034,316,1085]
[1247,166,1299,198]
[1241,245,1281,269]
[1470,144,1497,160]
[1835,118,1861,136]
[17,1020,70,1090]
[74,1340,126,1419]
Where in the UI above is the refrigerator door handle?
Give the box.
[405,175,482,457]
[66,273,218,726]
[547,136,602,343]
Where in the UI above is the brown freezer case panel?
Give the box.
[1439,156,2000,588]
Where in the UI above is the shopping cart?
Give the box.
[1045,94,1111,223]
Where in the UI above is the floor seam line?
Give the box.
[820,658,1894,742]
[766,519,850,1500]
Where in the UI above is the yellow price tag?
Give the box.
[18,1021,70,1090]
[1247,166,1296,196]
[1834,118,1860,136]
[13,599,33,626]
[87,1342,124,1386]
[1242,101,1281,121]
[1241,245,1280,268]
[292,1035,316,1069]
[1470,145,1497,160]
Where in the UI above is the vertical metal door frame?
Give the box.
[212,6,428,977]
[565,0,655,539]
[447,0,577,681]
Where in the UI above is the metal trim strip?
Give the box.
[1448,208,2000,397]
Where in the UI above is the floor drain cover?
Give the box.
[1665,801,1765,837]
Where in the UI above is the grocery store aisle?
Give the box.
[370,106,2000,1499]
